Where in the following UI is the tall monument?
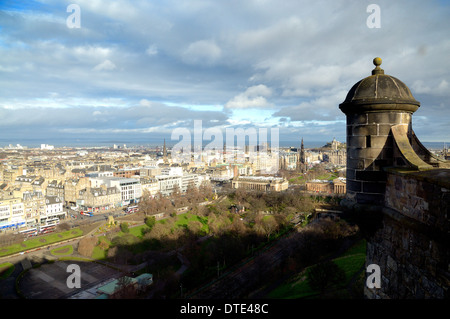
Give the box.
[297,137,306,173]
[163,138,168,164]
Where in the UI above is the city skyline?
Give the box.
[1,0,449,145]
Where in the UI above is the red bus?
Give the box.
[80,211,93,216]
[126,205,139,214]
[19,227,38,237]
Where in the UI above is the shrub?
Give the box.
[307,260,346,293]
[145,216,156,229]
[120,222,130,233]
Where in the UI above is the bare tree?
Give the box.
[57,222,71,232]
[138,189,154,216]
[187,220,203,235]
[77,236,98,257]
[254,215,279,241]
[144,222,171,241]
[186,181,199,203]
[111,276,137,299]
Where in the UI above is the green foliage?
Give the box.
[120,222,130,233]
[268,239,366,299]
[50,245,74,256]
[306,260,346,292]
[112,233,139,246]
[0,228,83,257]
[0,262,14,280]
[145,216,156,229]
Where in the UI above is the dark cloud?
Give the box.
[0,0,449,145]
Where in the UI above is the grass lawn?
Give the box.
[0,228,83,257]
[50,245,74,256]
[267,239,367,299]
[116,213,209,237]
[92,245,108,260]
[0,262,15,280]
[91,236,112,260]
[289,175,305,184]
[317,172,339,180]
[175,213,209,233]
[128,224,150,238]
[94,213,211,259]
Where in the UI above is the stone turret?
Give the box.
[339,57,448,207]
[340,57,450,299]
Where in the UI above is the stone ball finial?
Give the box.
[373,57,382,66]
[372,57,384,75]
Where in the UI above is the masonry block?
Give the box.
[362,181,386,194]
[367,112,410,124]
[355,192,385,205]
[347,113,367,125]
[355,170,387,182]
[346,179,362,192]
[352,124,378,136]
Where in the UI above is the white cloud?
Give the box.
[93,59,117,71]
[412,79,450,96]
[146,44,158,56]
[182,40,222,65]
[1,0,450,143]
[273,90,348,122]
[225,85,274,109]
[74,0,139,21]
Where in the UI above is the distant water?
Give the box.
[0,137,329,149]
[0,137,448,150]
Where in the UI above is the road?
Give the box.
[65,207,127,228]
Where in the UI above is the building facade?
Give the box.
[0,197,26,231]
[232,176,288,192]
[77,185,121,212]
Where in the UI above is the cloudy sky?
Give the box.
[0,0,449,147]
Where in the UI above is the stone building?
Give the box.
[22,190,46,225]
[305,177,346,194]
[77,185,121,212]
[322,148,347,166]
[0,197,26,230]
[1,165,23,184]
[113,168,140,178]
[305,180,332,193]
[232,176,289,192]
[140,178,159,197]
[333,177,346,194]
[64,177,90,206]
[340,57,449,299]
[44,196,66,221]
[90,177,142,205]
[46,180,64,199]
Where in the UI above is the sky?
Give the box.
[0,0,449,147]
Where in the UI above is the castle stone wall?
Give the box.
[365,169,450,299]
